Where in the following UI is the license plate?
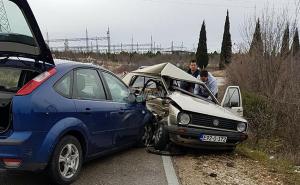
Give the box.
[200,134,227,143]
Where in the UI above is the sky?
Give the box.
[27,0,298,52]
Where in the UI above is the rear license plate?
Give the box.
[200,134,227,143]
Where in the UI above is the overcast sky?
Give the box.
[28,0,297,52]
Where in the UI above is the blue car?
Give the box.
[0,0,151,184]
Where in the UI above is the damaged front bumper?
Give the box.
[166,125,248,149]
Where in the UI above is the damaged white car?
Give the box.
[123,63,248,151]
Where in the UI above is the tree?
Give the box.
[196,21,209,69]
[220,10,232,69]
[291,28,300,56]
[249,19,263,55]
[281,23,290,56]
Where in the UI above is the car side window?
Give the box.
[54,72,72,98]
[74,69,106,100]
[102,72,130,103]
[223,88,240,107]
[132,76,145,88]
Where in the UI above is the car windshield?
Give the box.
[166,78,217,104]
[0,0,35,46]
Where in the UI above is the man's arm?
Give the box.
[209,78,218,96]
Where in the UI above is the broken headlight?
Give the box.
[178,112,191,125]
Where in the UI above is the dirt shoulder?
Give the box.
[173,151,285,185]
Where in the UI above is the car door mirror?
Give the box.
[125,93,137,104]
[221,86,243,116]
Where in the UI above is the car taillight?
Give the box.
[3,158,22,168]
[16,68,56,96]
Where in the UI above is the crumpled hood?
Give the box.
[169,91,247,122]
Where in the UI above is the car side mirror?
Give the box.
[126,93,137,104]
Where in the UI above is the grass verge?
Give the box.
[236,145,300,185]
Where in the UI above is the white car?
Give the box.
[123,63,248,151]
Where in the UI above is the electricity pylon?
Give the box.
[0,0,11,32]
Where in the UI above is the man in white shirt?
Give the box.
[194,70,218,98]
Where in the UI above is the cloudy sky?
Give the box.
[27,0,297,52]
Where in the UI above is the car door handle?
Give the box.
[82,108,91,115]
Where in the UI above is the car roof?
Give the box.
[54,59,106,71]
[129,63,204,85]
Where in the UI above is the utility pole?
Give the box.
[181,42,184,51]
[0,0,11,33]
[131,35,134,53]
[150,35,153,53]
[64,39,69,52]
[107,27,111,54]
[85,28,89,52]
[153,42,156,53]
[171,41,174,53]
[96,37,99,53]
[46,32,50,46]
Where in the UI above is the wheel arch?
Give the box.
[36,117,90,163]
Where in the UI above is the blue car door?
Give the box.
[72,68,116,153]
[101,71,145,146]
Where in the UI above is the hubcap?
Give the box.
[154,126,163,144]
[142,124,153,146]
[58,144,80,179]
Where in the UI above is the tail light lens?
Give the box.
[16,68,56,96]
[3,158,22,168]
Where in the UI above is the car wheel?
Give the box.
[153,123,169,150]
[48,136,83,185]
[137,122,154,147]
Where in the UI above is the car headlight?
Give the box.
[237,122,247,132]
[178,113,191,125]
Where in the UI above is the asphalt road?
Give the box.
[0,148,168,185]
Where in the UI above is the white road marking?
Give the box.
[162,156,180,185]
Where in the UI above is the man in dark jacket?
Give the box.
[181,60,200,92]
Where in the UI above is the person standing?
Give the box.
[181,60,200,92]
[194,70,218,98]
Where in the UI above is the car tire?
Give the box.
[48,135,83,185]
[136,122,154,147]
[153,123,169,151]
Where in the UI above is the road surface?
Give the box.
[0,148,168,185]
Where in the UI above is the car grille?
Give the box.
[190,113,238,131]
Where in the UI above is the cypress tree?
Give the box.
[249,19,263,55]
[291,28,300,56]
[196,21,209,69]
[220,10,232,69]
[281,23,290,56]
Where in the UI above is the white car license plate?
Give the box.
[200,134,227,143]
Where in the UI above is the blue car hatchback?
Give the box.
[0,0,150,184]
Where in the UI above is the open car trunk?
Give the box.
[0,65,41,134]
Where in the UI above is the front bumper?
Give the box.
[166,125,248,149]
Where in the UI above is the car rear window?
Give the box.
[0,68,21,92]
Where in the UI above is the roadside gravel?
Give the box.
[173,152,285,185]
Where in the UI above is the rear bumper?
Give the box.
[0,161,47,172]
[0,131,47,172]
[166,125,248,149]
